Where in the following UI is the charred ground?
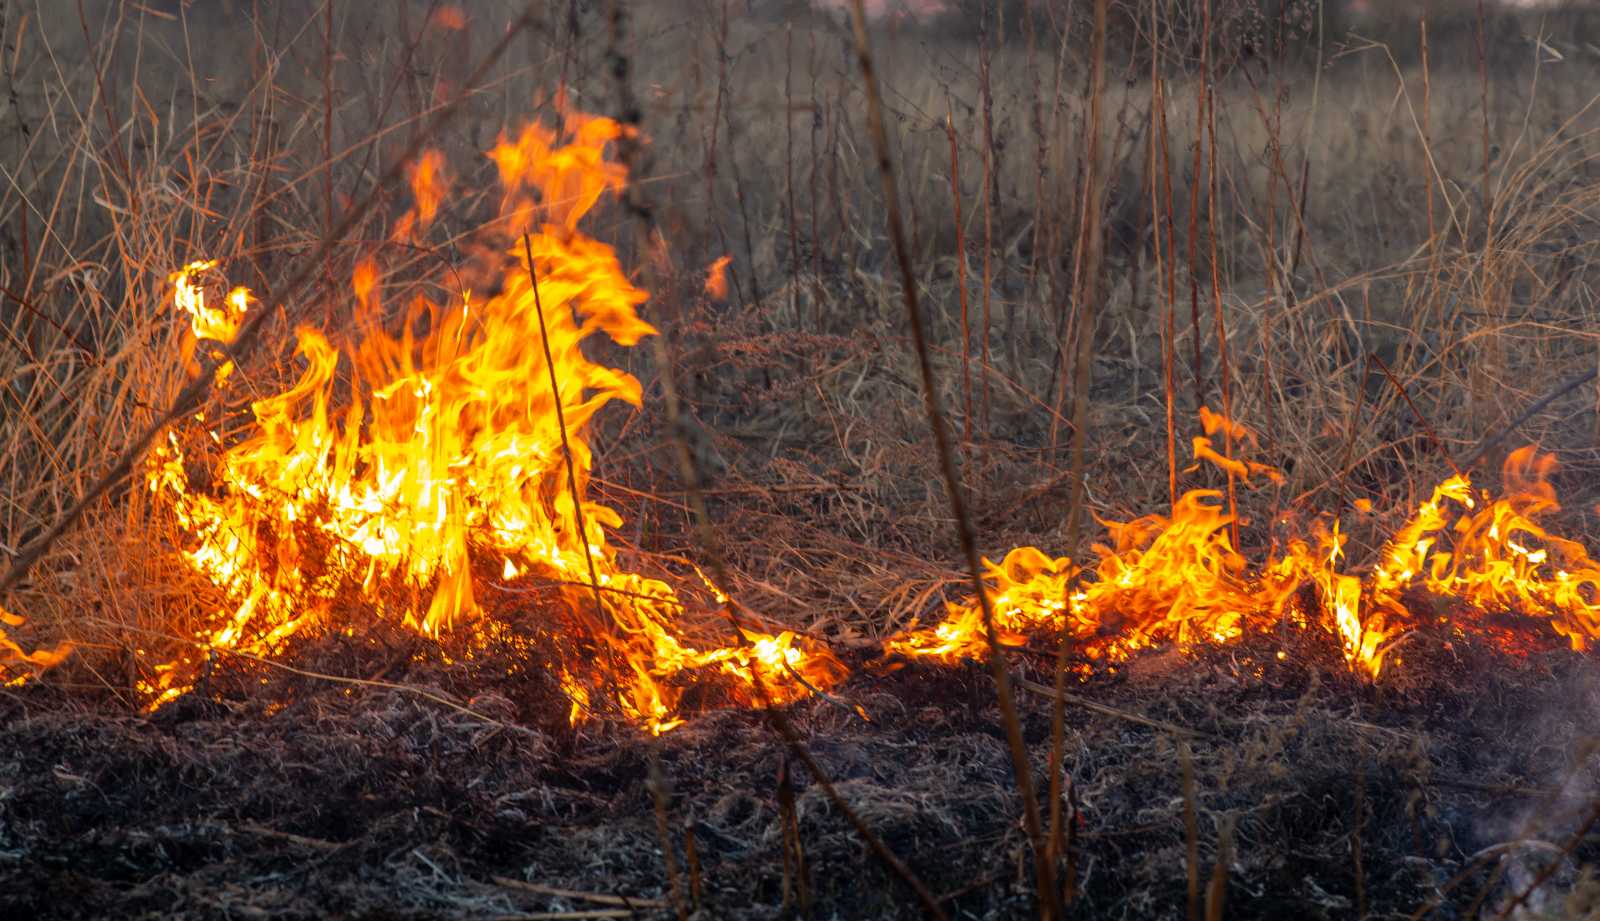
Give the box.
[4,623,1600,920]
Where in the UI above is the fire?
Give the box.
[0,603,71,685]
[142,104,842,732]
[704,255,731,301]
[887,426,1600,681]
[6,104,1600,730]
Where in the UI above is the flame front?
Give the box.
[143,106,841,732]
[6,105,1599,728]
[887,437,1600,680]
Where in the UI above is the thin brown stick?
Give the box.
[1368,351,1462,481]
[1186,34,1207,411]
[1491,799,1600,921]
[1048,0,1106,879]
[684,825,703,911]
[785,24,800,329]
[490,911,632,921]
[1201,3,1239,552]
[978,1,996,437]
[323,0,335,242]
[1017,677,1204,738]
[647,754,688,921]
[1477,0,1492,223]
[1421,14,1435,273]
[1205,819,1232,921]
[1183,742,1201,921]
[847,4,1057,918]
[945,104,972,442]
[1458,367,1599,472]
[490,878,666,910]
[1155,21,1180,513]
[1353,756,1367,920]
[523,234,608,634]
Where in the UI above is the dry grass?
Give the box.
[6,0,1600,917]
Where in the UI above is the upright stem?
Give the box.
[946,106,972,442]
[1200,0,1239,550]
[1048,0,1106,880]
[848,4,1058,917]
[522,235,608,635]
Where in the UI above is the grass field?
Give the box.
[7,1,1600,917]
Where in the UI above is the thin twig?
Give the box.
[1017,677,1204,738]
[847,3,1057,918]
[1368,350,1463,480]
[522,234,610,635]
[490,878,666,910]
[1457,366,1599,472]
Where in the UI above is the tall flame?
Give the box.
[143,105,842,732]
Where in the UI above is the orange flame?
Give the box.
[430,5,466,30]
[888,439,1600,681]
[704,255,731,301]
[0,603,71,686]
[145,106,842,732]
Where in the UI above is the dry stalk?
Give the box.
[1490,798,1600,921]
[1353,755,1367,920]
[944,103,972,442]
[1154,16,1179,512]
[1201,1,1238,551]
[1047,0,1106,879]
[778,755,811,914]
[808,27,825,322]
[784,24,800,328]
[978,0,995,436]
[492,877,666,910]
[1421,14,1435,274]
[1183,742,1200,921]
[1186,29,1207,411]
[1205,818,1232,921]
[846,4,1058,918]
[1368,351,1462,480]
[1457,365,1600,472]
[684,825,703,911]
[523,235,608,633]
[0,5,540,604]
[1477,0,1492,222]
[322,0,335,242]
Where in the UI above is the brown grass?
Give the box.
[6,0,1600,917]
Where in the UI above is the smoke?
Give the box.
[1477,670,1600,918]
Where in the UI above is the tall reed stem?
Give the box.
[848,3,1058,917]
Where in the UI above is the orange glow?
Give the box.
[144,104,842,732]
[430,6,466,30]
[704,255,731,301]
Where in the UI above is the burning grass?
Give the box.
[8,0,1600,917]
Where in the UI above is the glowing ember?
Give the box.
[141,104,842,733]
